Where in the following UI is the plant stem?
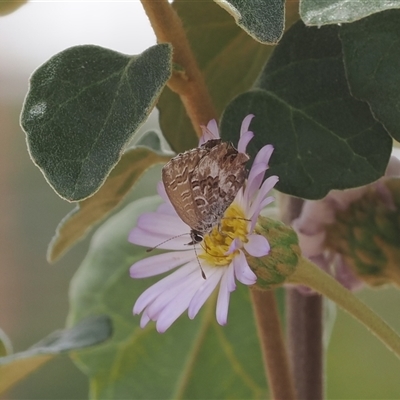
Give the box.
[286,289,323,400]
[140,0,217,138]
[279,194,323,399]
[250,289,296,400]
[289,257,400,359]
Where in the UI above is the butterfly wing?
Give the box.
[190,142,249,233]
[162,147,209,229]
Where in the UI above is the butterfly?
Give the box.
[162,139,250,245]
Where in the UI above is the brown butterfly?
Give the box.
[162,139,249,245]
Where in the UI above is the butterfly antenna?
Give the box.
[146,233,189,252]
[146,233,207,279]
[192,244,206,279]
[189,232,207,279]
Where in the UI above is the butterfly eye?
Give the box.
[192,232,203,244]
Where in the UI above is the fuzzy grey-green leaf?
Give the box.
[215,0,284,44]
[301,0,400,26]
[0,315,112,394]
[21,44,172,201]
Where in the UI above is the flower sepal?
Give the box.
[247,216,301,290]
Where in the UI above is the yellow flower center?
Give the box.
[199,203,249,266]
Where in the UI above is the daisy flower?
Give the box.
[129,115,279,332]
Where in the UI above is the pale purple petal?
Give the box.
[207,119,220,138]
[146,273,197,314]
[200,119,220,145]
[257,175,279,203]
[245,144,274,197]
[253,144,274,166]
[137,212,185,232]
[146,271,200,320]
[238,131,254,153]
[240,114,255,136]
[225,262,236,292]
[155,275,204,332]
[157,181,170,204]
[156,202,177,216]
[233,250,257,285]
[245,162,268,200]
[137,212,188,235]
[249,195,275,231]
[188,268,225,319]
[130,250,195,278]
[128,227,191,250]
[133,261,198,314]
[248,175,279,219]
[226,237,242,255]
[244,234,270,257]
[233,186,245,206]
[139,311,151,328]
[216,271,231,325]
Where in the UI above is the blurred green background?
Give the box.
[1,2,400,399]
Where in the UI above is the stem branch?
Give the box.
[141,0,217,137]
[250,289,296,400]
[286,289,323,400]
[279,194,323,399]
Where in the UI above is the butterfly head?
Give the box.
[188,229,204,245]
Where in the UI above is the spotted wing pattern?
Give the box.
[190,142,249,233]
[162,139,249,237]
[162,144,212,230]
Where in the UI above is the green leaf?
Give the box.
[215,0,285,44]
[340,9,400,142]
[0,315,111,394]
[300,0,400,26]
[47,147,170,262]
[21,44,172,201]
[69,197,268,399]
[220,21,392,200]
[158,0,273,153]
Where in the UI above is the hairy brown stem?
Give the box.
[286,289,324,399]
[140,0,217,138]
[250,289,296,400]
[280,194,324,400]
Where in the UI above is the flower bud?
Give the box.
[247,216,301,290]
[325,179,400,287]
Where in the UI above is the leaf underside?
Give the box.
[0,315,112,394]
[300,0,400,26]
[47,146,171,262]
